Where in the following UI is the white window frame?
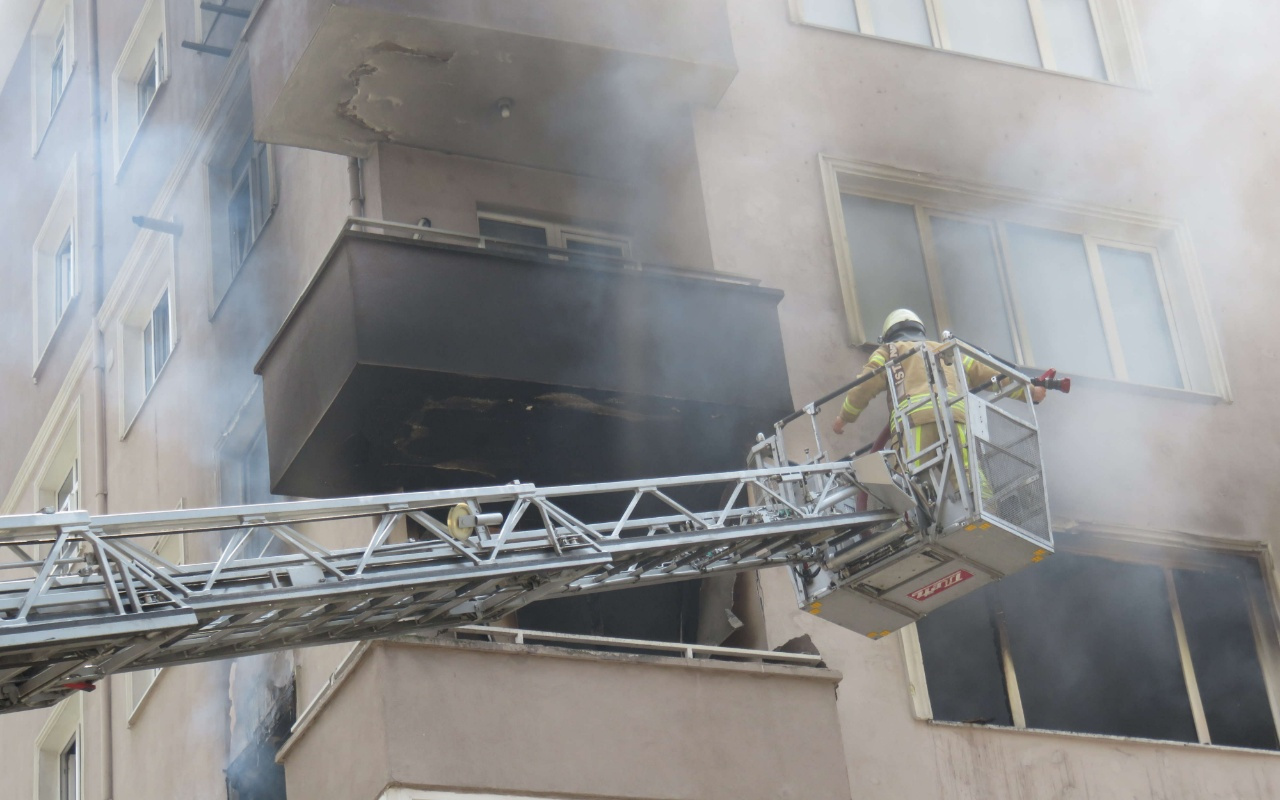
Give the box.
[902,529,1280,749]
[33,695,83,800]
[115,236,179,437]
[205,77,278,314]
[30,0,75,152]
[791,0,1148,86]
[820,156,1228,398]
[478,212,632,259]
[112,0,170,176]
[127,531,183,723]
[193,0,257,46]
[32,161,80,375]
[34,409,81,516]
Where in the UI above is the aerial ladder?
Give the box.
[0,339,1057,714]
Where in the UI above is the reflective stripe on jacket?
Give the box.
[838,341,1021,426]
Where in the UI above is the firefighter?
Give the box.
[831,309,1046,473]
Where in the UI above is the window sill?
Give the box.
[791,18,1144,91]
[927,719,1280,758]
[31,296,80,383]
[119,340,178,441]
[125,666,169,727]
[113,79,168,182]
[1046,371,1228,405]
[31,66,76,158]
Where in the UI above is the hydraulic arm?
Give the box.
[0,338,1054,713]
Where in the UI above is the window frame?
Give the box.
[32,161,80,376]
[477,212,632,259]
[902,529,1280,749]
[792,0,1147,86]
[115,235,179,438]
[820,156,1228,399]
[33,695,83,800]
[112,0,170,176]
[205,77,278,316]
[30,0,76,153]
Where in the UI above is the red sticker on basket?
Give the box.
[908,569,974,602]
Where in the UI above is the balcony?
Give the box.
[255,220,793,500]
[246,0,737,176]
[279,633,852,800]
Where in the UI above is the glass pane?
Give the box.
[866,0,932,45]
[478,217,549,247]
[1004,224,1112,377]
[929,216,1017,360]
[1155,251,1213,393]
[229,177,253,265]
[840,194,937,339]
[802,0,859,32]
[57,465,77,511]
[1042,0,1106,79]
[59,737,77,800]
[137,52,158,117]
[565,238,625,257]
[151,291,170,378]
[917,586,1013,726]
[1097,246,1181,388]
[1174,567,1279,750]
[253,144,272,232]
[936,0,1042,66]
[143,319,155,391]
[1000,553,1198,741]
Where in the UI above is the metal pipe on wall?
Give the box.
[86,0,115,796]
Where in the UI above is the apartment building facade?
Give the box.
[1,1,1279,798]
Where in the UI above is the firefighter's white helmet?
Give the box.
[881,308,925,341]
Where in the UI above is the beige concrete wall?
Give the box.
[283,639,852,800]
[374,140,715,270]
[691,1,1280,796]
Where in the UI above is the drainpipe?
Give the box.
[347,156,365,219]
[86,0,115,797]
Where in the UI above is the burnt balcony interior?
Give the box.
[256,223,794,643]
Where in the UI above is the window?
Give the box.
[55,463,79,512]
[194,0,256,53]
[912,536,1280,750]
[136,44,162,118]
[822,158,1225,396]
[113,0,168,172]
[50,27,67,113]
[35,410,81,516]
[217,384,287,559]
[795,0,1144,83]
[35,696,82,800]
[207,80,277,310]
[142,289,172,394]
[31,0,75,149]
[33,162,79,372]
[478,213,631,265]
[116,236,178,434]
[128,533,182,721]
[54,232,75,322]
[58,738,78,800]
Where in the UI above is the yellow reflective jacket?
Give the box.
[838,340,1019,426]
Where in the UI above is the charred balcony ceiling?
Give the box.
[255,226,793,498]
[248,0,737,177]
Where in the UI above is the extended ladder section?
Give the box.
[0,338,1052,713]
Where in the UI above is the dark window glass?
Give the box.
[917,586,1013,725]
[1000,553,1197,741]
[1175,566,1279,750]
[478,217,549,247]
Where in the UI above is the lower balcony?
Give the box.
[279,633,851,800]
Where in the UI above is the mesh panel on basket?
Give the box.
[975,411,1050,542]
